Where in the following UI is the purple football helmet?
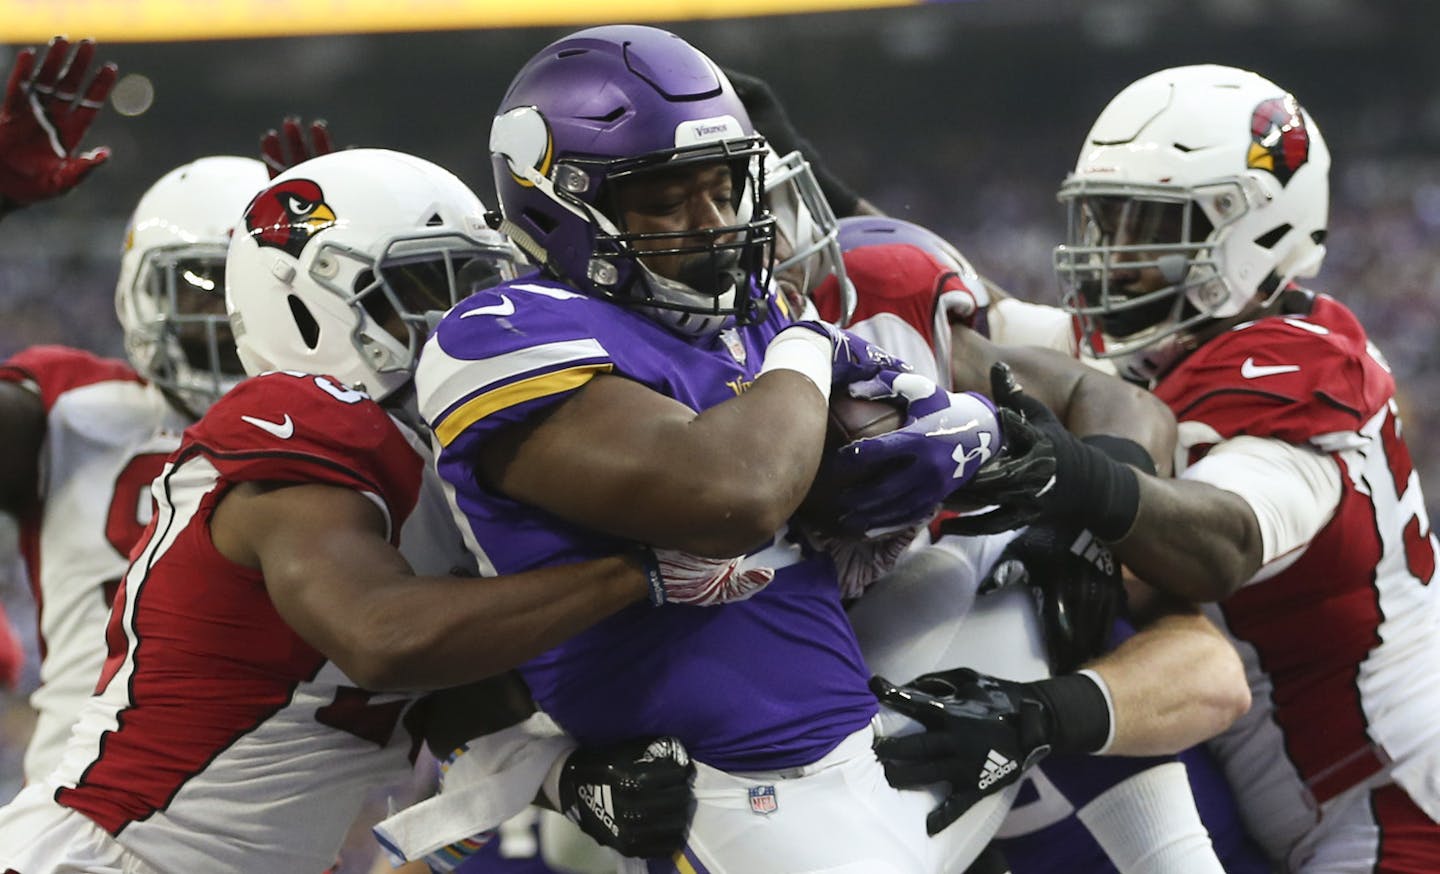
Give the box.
[489,25,775,336]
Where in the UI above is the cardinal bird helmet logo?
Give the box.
[1246,95,1311,186]
[243,178,337,258]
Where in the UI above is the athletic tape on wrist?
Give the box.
[1077,668,1118,755]
[759,326,833,402]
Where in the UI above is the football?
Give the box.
[796,395,905,534]
[826,394,905,448]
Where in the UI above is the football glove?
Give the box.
[778,320,912,390]
[980,522,1126,674]
[824,374,1002,536]
[649,547,774,607]
[0,37,116,212]
[260,115,335,178]
[871,668,1111,835]
[943,363,1145,541]
[801,521,926,600]
[558,736,694,858]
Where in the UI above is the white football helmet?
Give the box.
[763,147,854,324]
[1054,64,1330,381]
[225,148,517,402]
[115,156,270,416]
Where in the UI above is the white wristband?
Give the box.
[1077,668,1118,755]
[759,326,833,402]
[541,748,569,811]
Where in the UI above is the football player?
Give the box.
[1036,65,1440,870]
[0,37,277,782]
[413,25,1167,873]
[0,149,766,873]
[806,213,1268,873]
[756,127,1260,870]
[0,36,121,699]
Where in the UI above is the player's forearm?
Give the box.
[960,339,1176,475]
[1060,369,1176,476]
[1087,611,1250,756]
[333,555,646,691]
[1115,476,1264,602]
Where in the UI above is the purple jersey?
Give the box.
[415,273,876,771]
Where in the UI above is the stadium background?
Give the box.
[1,0,1437,859]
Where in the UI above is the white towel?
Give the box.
[373,711,577,865]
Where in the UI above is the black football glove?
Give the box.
[558,736,694,858]
[980,521,1126,674]
[870,669,1054,835]
[871,667,1111,835]
[943,362,1147,541]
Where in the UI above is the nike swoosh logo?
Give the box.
[240,414,295,439]
[461,295,515,318]
[1240,358,1301,379]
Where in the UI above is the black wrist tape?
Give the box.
[1050,436,1141,543]
[1027,673,1112,755]
[1081,434,1158,476]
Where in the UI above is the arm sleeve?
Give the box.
[1180,435,1342,578]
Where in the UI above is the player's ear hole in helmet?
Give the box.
[226,148,517,403]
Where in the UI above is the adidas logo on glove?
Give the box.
[576,783,619,837]
[977,749,1016,790]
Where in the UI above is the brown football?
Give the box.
[826,394,905,448]
[796,395,905,534]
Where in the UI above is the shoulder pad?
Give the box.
[185,372,423,535]
[1156,299,1393,444]
[0,346,140,411]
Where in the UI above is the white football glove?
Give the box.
[650,548,775,606]
[803,523,926,600]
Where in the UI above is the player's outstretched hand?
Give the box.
[559,737,695,858]
[0,37,117,213]
[259,116,335,178]
[870,668,1053,835]
[944,362,1149,544]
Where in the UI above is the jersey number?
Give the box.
[1378,406,1436,583]
[104,452,170,560]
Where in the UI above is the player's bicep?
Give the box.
[0,380,44,515]
[213,481,410,653]
[482,373,718,535]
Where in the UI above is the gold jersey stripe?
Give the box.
[434,362,613,446]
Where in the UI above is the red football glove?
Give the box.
[0,37,117,210]
[260,116,335,178]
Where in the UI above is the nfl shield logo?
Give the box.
[720,328,747,366]
[748,784,778,815]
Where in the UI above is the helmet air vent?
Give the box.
[287,295,321,349]
[1254,224,1292,249]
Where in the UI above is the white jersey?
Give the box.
[0,346,191,782]
[23,371,474,874]
[1155,294,1440,863]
